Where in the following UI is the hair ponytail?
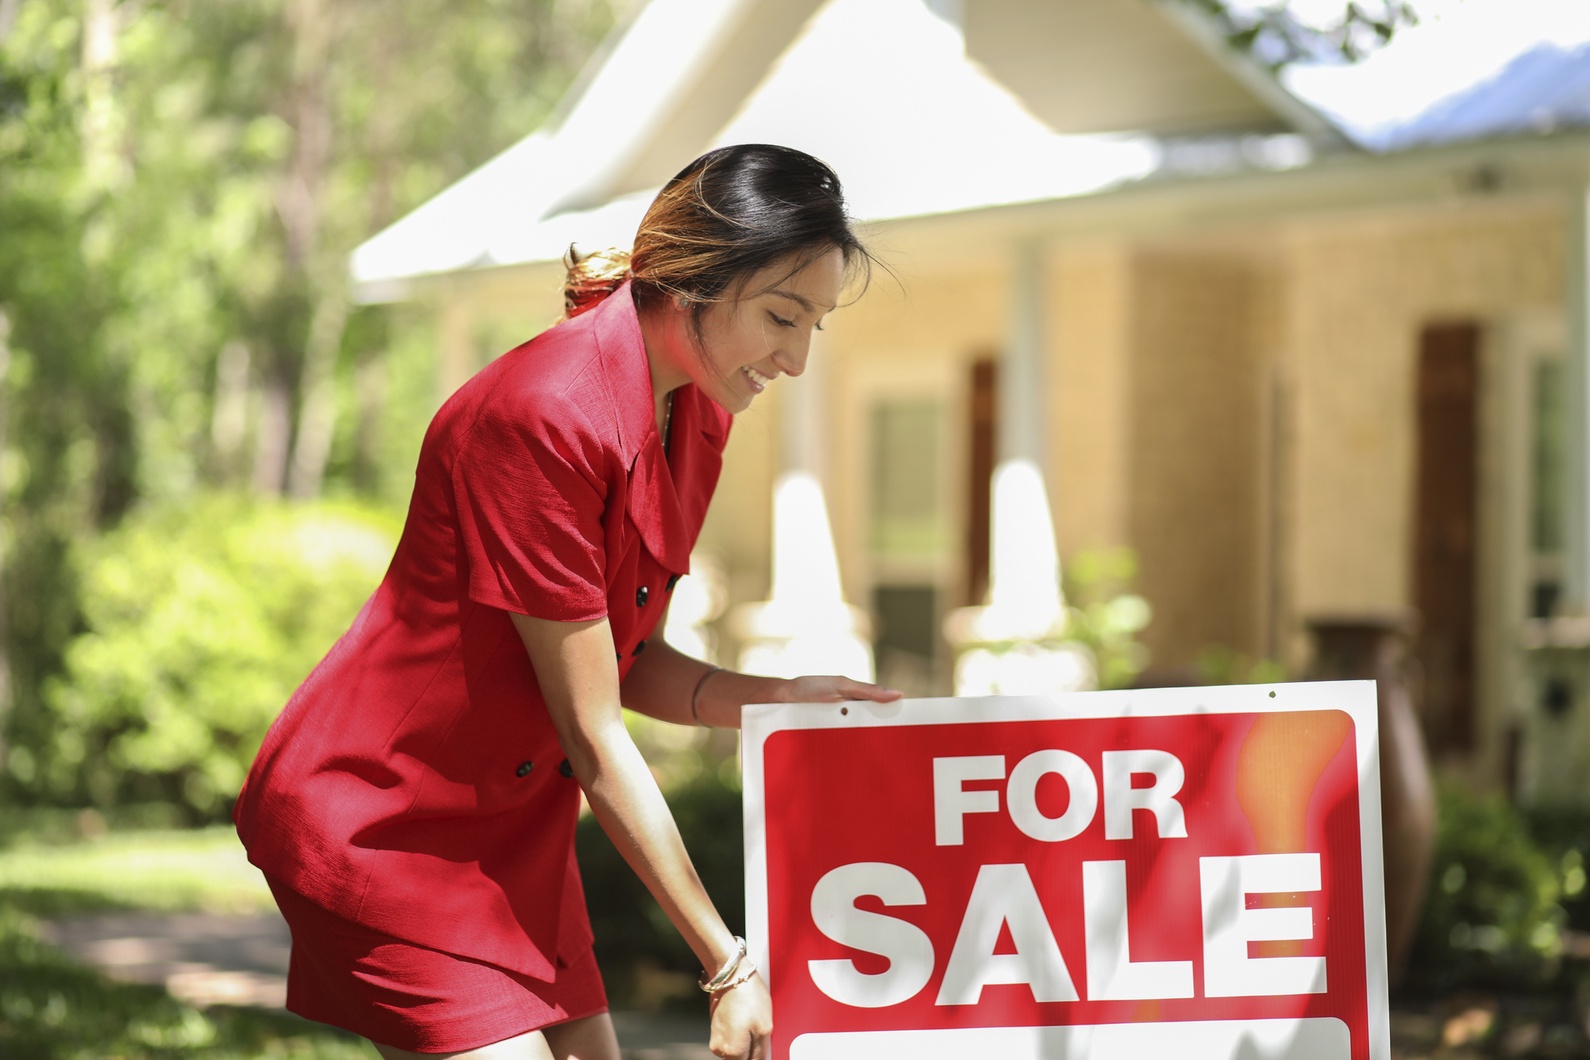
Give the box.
[562,246,632,318]
[563,146,873,329]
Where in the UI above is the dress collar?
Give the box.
[587,280,660,468]
[588,280,698,573]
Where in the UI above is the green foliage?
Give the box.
[1062,547,1152,689]
[1405,783,1569,994]
[1174,0,1420,68]
[578,774,746,1010]
[0,903,367,1058]
[1195,644,1287,685]
[0,0,628,818]
[18,495,396,820]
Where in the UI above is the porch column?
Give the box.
[1565,187,1590,613]
[946,241,1090,694]
[733,335,875,681]
[990,241,1064,627]
[1520,185,1590,803]
[438,283,476,400]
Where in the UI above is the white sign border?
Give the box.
[741,680,1389,1060]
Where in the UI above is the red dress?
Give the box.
[234,283,730,1049]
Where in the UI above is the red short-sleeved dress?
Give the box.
[233,283,730,1052]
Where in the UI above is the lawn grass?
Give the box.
[0,824,274,917]
[0,816,372,1058]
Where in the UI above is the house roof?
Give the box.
[1376,42,1590,150]
[351,0,1341,300]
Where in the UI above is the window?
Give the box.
[1529,356,1565,618]
[869,400,946,558]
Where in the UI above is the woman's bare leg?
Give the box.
[371,1029,556,1059]
[368,1013,619,1060]
[544,1011,621,1060]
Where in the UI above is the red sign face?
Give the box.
[742,683,1389,1060]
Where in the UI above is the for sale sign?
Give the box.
[742,682,1389,1060]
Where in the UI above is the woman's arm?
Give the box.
[621,635,901,729]
[510,612,769,1060]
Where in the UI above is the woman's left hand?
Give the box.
[774,675,902,704]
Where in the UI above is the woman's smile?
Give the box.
[743,365,773,392]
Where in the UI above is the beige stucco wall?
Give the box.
[1122,247,1276,673]
[1051,243,1134,557]
[1284,203,1563,636]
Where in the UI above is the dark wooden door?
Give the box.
[965,357,997,606]
[1414,322,1480,754]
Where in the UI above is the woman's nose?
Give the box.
[775,340,810,378]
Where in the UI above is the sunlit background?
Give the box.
[3,0,1590,1054]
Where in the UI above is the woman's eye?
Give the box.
[770,313,797,329]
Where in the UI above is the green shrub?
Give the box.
[19,493,396,820]
[1520,804,1590,936]
[1061,547,1152,689]
[1404,782,1567,994]
[578,771,745,1009]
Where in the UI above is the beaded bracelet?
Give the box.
[699,935,747,992]
[691,666,724,728]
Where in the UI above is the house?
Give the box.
[350,0,1590,803]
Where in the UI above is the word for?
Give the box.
[934,750,1186,846]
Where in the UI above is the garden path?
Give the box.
[39,910,714,1059]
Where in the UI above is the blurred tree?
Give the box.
[0,0,630,805]
[1178,0,1422,67]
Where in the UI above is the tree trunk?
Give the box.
[79,0,125,194]
[286,288,347,498]
[0,0,23,47]
[252,376,292,496]
[350,343,387,494]
[209,340,250,482]
[274,0,337,496]
[0,312,14,773]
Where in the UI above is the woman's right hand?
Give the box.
[708,972,772,1060]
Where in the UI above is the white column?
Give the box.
[947,242,1090,694]
[1564,186,1590,614]
[987,241,1064,631]
[438,285,476,400]
[1000,241,1046,471]
[1519,185,1590,803]
[733,334,874,681]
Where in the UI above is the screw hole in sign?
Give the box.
[840,706,849,716]
[1269,690,1277,698]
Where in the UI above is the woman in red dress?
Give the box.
[234,144,900,1060]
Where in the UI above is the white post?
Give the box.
[989,240,1064,627]
[1520,186,1590,803]
[1564,187,1590,615]
[733,333,874,681]
[1001,241,1046,473]
[947,242,1089,694]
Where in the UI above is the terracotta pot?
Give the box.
[1306,614,1437,986]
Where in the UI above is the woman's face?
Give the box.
[650,247,846,414]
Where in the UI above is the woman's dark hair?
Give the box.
[564,144,872,321]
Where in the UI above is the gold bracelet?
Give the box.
[690,666,724,728]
